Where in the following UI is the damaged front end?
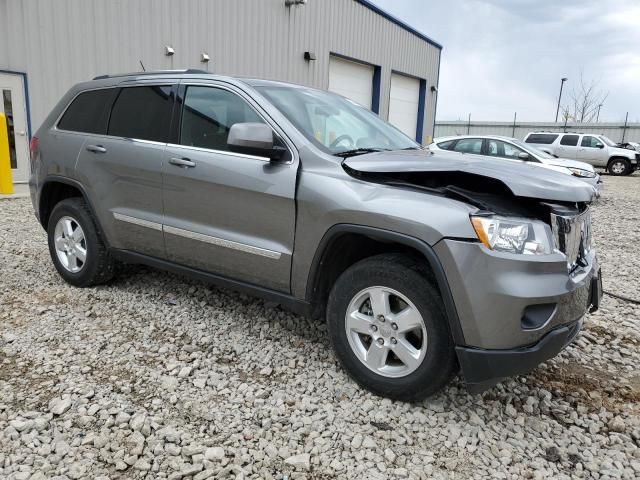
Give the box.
[343,150,602,392]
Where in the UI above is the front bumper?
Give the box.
[434,239,602,391]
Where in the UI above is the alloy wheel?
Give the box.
[54,216,87,273]
[344,286,428,378]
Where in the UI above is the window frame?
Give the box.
[55,83,178,145]
[560,134,579,146]
[524,133,559,145]
[580,135,603,148]
[169,81,296,164]
[486,139,527,161]
[450,137,485,155]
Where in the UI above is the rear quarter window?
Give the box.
[57,89,118,134]
[525,133,559,145]
[436,140,454,150]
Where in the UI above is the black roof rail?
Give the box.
[93,69,210,80]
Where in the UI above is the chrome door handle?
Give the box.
[86,144,107,153]
[169,157,196,168]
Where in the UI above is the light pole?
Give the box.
[555,77,568,123]
[596,103,603,123]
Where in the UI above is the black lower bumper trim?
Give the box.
[456,320,582,393]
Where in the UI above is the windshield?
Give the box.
[510,138,555,159]
[255,85,419,155]
[598,135,616,147]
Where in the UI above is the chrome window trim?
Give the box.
[163,225,282,260]
[113,212,163,231]
[166,143,270,162]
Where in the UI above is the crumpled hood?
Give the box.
[343,149,594,203]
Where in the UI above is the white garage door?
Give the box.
[388,73,421,140]
[328,56,374,109]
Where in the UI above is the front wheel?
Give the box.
[326,254,458,401]
[607,158,630,176]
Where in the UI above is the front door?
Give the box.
[577,135,608,167]
[162,83,298,292]
[0,73,30,183]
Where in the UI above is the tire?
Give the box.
[326,253,458,401]
[47,197,114,287]
[607,158,630,176]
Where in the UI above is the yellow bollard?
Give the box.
[0,113,14,194]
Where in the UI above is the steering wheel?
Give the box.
[330,134,355,150]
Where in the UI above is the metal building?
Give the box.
[0,0,441,184]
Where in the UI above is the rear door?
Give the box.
[74,83,175,258]
[576,135,608,166]
[161,81,298,292]
[555,134,579,158]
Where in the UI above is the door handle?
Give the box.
[86,144,107,154]
[169,157,196,168]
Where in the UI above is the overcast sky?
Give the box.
[372,0,640,122]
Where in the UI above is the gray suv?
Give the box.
[30,71,602,400]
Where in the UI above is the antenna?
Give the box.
[139,60,146,72]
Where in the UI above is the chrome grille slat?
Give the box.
[550,208,592,272]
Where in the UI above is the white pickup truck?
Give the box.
[524,132,639,176]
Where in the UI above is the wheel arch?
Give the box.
[39,176,109,246]
[305,224,465,344]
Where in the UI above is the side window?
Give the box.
[436,140,454,150]
[108,86,173,142]
[452,138,483,154]
[560,134,579,146]
[58,89,118,134]
[487,140,525,159]
[180,86,264,151]
[525,133,559,144]
[581,136,601,148]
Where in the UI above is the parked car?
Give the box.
[30,71,602,401]
[429,135,603,198]
[523,131,639,176]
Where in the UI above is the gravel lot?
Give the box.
[1,176,639,480]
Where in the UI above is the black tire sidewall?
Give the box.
[327,255,457,401]
[47,198,104,287]
[608,159,629,176]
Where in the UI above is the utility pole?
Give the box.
[467,113,471,134]
[596,104,603,123]
[555,77,568,123]
[621,112,629,143]
[512,112,517,138]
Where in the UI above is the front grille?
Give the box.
[550,208,592,272]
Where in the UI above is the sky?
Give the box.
[372,0,640,122]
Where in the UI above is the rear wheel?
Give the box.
[47,197,114,287]
[326,254,458,401]
[607,158,630,176]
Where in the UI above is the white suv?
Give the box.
[524,132,639,176]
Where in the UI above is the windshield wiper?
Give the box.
[334,147,390,158]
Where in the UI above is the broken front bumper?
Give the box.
[434,239,602,392]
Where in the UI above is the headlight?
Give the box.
[568,168,596,178]
[470,215,554,255]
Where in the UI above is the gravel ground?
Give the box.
[1,176,639,480]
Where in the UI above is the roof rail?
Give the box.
[93,69,209,80]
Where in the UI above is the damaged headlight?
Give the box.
[568,167,596,178]
[470,215,554,255]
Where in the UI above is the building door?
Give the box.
[328,56,374,109]
[0,73,30,183]
[388,73,421,141]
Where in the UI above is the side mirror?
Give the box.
[517,152,530,160]
[596,143,604,149]
[227,123,285,161]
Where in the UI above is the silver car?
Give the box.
[29,71,602,400]
[429,135,603,197]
